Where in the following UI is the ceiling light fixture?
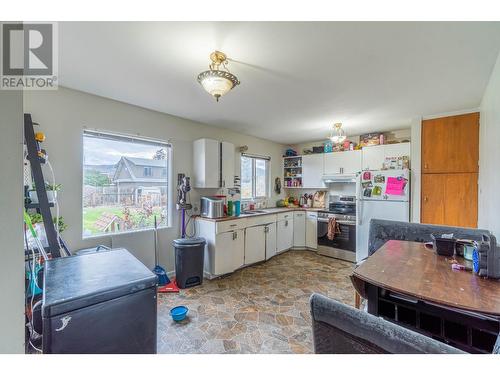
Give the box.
[329,123,347,144]
[197,51,240,102]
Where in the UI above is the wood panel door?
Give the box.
[422,113,479,173]
[421,174,446,224]
[421,173,478,228]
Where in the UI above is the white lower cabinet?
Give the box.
[306,212,318,249]
[214,229,245,275]
[293,211,306,248]
[277,218,294,253]
[265,222,277,260]
[245,225,266,265]
[198,210,320,278]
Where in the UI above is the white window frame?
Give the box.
[240,153,270,201]
[82,129,173,239]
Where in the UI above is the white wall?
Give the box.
[479,51,500,237]
[23,87,286,271]
[410,118,422,223]
[0,90,25,353]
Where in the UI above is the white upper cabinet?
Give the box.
[361,146,386,171]
[324,150,362,175]
[302,154,326,188]
[221,141,235,188]
[193,138,235,188]
[361,143,411,171]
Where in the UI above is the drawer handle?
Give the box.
[230,224,237,227]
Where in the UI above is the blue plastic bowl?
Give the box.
[170,306,188,322]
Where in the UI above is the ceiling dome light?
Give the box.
[329,123,347,144]
[197,51,240,102]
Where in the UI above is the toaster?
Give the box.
[200,196,224,218]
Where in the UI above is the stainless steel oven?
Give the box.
[317,195,357,262]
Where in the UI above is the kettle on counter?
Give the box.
[299,194,307,207]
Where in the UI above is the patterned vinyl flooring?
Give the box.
[157,250,355,354]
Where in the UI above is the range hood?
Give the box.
[322,174,357,183]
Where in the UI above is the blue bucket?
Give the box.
[170,306,189,322]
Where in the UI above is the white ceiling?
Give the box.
[59,22,500,144]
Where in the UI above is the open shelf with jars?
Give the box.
[283,155,302,188]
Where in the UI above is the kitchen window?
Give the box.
[82,129,171,238]
[241,154,270,200]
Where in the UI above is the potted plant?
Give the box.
[29,183,61,204]
[29,213,67,233]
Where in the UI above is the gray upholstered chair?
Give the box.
[367,219,496,258]
[310,293,466,354]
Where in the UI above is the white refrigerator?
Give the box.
[356,169,410,262]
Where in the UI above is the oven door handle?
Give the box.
[336,220,356,225]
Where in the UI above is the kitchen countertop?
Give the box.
[194,207,324,222]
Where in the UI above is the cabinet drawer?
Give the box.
[277,212,293,221]
[216,218,248,234]
[293,211,305,219]
[245,214,277,228]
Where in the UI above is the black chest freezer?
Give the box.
[42,248,157,354]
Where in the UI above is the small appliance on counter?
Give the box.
[200,196,224,218]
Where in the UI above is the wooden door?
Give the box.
[421,173,478,228]
[421,112,479,228]
[444,173,478,228]
[421,174,446,225]
[422,113,479,173]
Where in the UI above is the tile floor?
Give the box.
[157,250,355,354]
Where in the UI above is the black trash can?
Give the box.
[173,237,206,289]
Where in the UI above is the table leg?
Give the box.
[354,292,361,309]
[366,284,379,315]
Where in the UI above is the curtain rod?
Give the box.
[241,152,271,161]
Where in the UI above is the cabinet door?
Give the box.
[293,212,306,248]
[265,223,277,260]
[193,138,220,188]
[421,173,477,228]
[277,219,294,252]
[383,143,410,158]
[362,145,386,171]
[214,230,244,275]
[422,113,479,173]
[214,231,236,275]
[421,174,446,225]
[323,153,341,174]
[221,141,235,188]
[302,154,325,188]
[305,212,318,249]
[244,226,266,265]
[444,173,478,228]
[324,151,361,174]
[339,150,362,174]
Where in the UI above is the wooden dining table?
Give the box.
[351,240,500,353]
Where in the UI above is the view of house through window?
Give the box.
[82,130,170,237]
[241,155,270,200]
